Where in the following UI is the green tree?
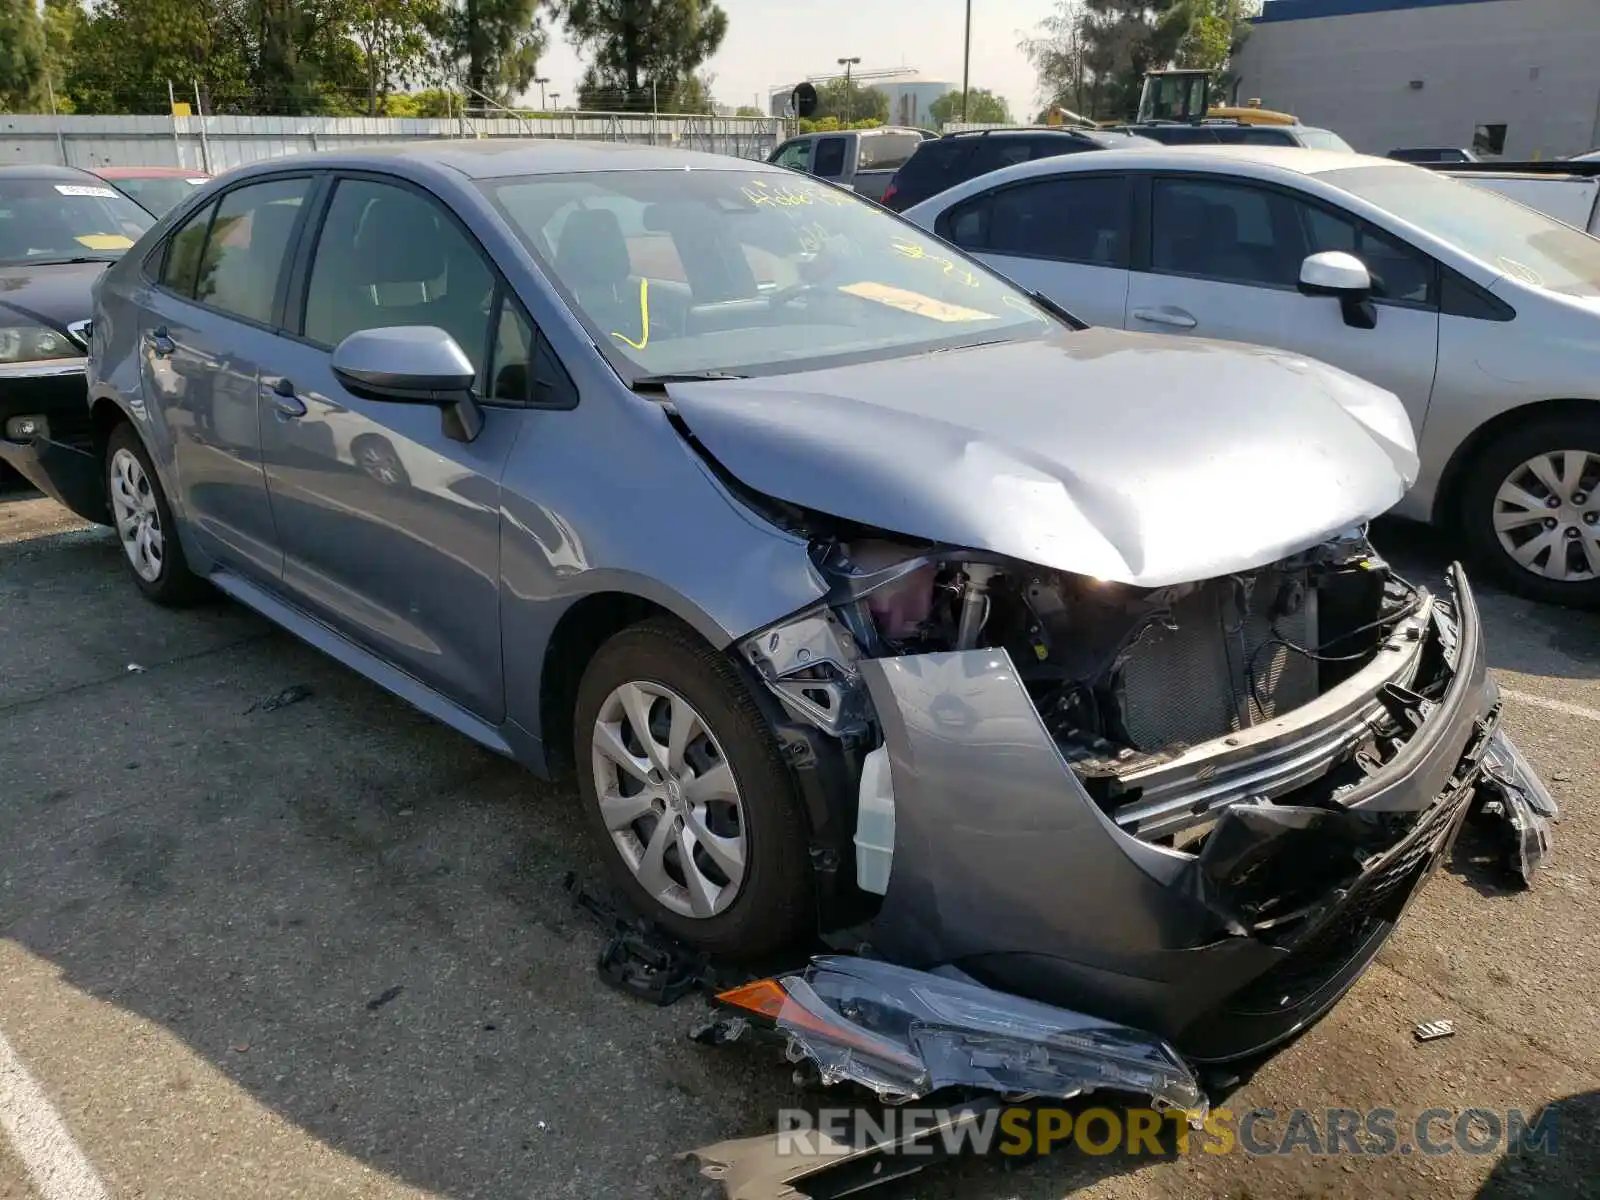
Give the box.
[440,0,547,104]
[0,0,46,111]
[40,0,83,112]
[734,103,761,117]
[564,0,727,112]
[928,87,1011,128]
[67,0,249,114]
[351,0,444,114]
[807,76,887,125]
[1024,0,1255,121]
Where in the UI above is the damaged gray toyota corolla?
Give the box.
[50,149,1554,1128]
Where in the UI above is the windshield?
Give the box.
[481,168,1057,380]
[1321,163,1600,295]
[110,176,207,217]
[1298,127,1354,152]
[0,177,155,265]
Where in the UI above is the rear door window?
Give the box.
[192,178,311,324]
[159,200,216,297]
[972,138,1036,176]
[986,175,1132,268]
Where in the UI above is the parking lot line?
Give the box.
[0,1028,109,1200]
[1501,686,1600,724]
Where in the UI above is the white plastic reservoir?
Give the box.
[854,745,895,895]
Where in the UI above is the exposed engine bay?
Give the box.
[744,527,1440,850]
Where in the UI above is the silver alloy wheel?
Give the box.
[590,680,748,919]
[109,447,164,583]
[1493,449,1600,582]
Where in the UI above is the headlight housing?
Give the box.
[0,324,77,364]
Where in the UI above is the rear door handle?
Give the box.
[1131,306,1198,330]
[146,327,176,357]
[261,376,307,418]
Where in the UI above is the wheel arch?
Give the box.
[1431,397,1600,529]
[90,394,131,464]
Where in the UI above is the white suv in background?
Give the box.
[904,145,1600,607]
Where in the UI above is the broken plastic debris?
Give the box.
[126,663,144,673]
[716,956,1206,1120]
[1414,1019,1455,1042]
[1475,729,1557,883]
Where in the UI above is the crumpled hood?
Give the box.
[666,328,1418,587]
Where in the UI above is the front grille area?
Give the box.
[1227,779,1473,1014]
[1118,570,1317,751]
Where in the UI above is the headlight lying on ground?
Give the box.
[0,324,76,364]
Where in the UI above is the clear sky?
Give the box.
[530,0,1062,118]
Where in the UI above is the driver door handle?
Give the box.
[1132,306,1198,330]
[261,376,307,418]
[145,327,176,358]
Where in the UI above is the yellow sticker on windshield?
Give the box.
[840,282,994,323]
[75,234,133,251]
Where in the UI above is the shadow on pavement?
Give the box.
[1474,1089,1599,1200]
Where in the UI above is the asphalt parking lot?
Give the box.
[1,488,1597,1200]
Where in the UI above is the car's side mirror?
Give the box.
[331,326,483,442]
[1298,251,1377,330]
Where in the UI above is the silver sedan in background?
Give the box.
[904,145,1600,607]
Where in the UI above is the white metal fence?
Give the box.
[0,112,786,175]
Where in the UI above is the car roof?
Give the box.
[91,166,210,179]
[954,142,1384,180]
[222,138,789,181]
[0,163,103,181]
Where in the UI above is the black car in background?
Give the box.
[0,164,154,497]
[879,127,1157,212]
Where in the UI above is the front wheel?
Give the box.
[1459,415,1600,607]
[573,618,811,957]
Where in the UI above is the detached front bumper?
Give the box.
[0,360,107,522]
[857,564,1535,1063]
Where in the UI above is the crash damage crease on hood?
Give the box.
[666,328,1419,588]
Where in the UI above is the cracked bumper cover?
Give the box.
[857,564,1536,1063]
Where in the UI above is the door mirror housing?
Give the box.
[331,326,483,441]
[1298,251,1377,330]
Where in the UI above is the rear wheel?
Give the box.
[106,423,207,605]
[1459,415,1600,607]
[573,618,811,957]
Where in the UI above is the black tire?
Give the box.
[573,617,811,957]
[1459,413,1600,608]
[105,422,208,606]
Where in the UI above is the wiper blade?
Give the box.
[630,370,747,391]
[1028,290,1089,330]
[6,255,118,266]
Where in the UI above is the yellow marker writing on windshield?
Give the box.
[610,278,650,350]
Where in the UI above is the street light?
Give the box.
[838,55,861,123]
[534,76,549,109]
[961,0,972,122]
[550,92,561,111]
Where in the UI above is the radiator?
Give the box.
[1117,571,1317,752]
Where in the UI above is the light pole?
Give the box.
[961,0,972,122]
[534,76,549,109]
[549,92,561,111]
[838,56,861,123]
